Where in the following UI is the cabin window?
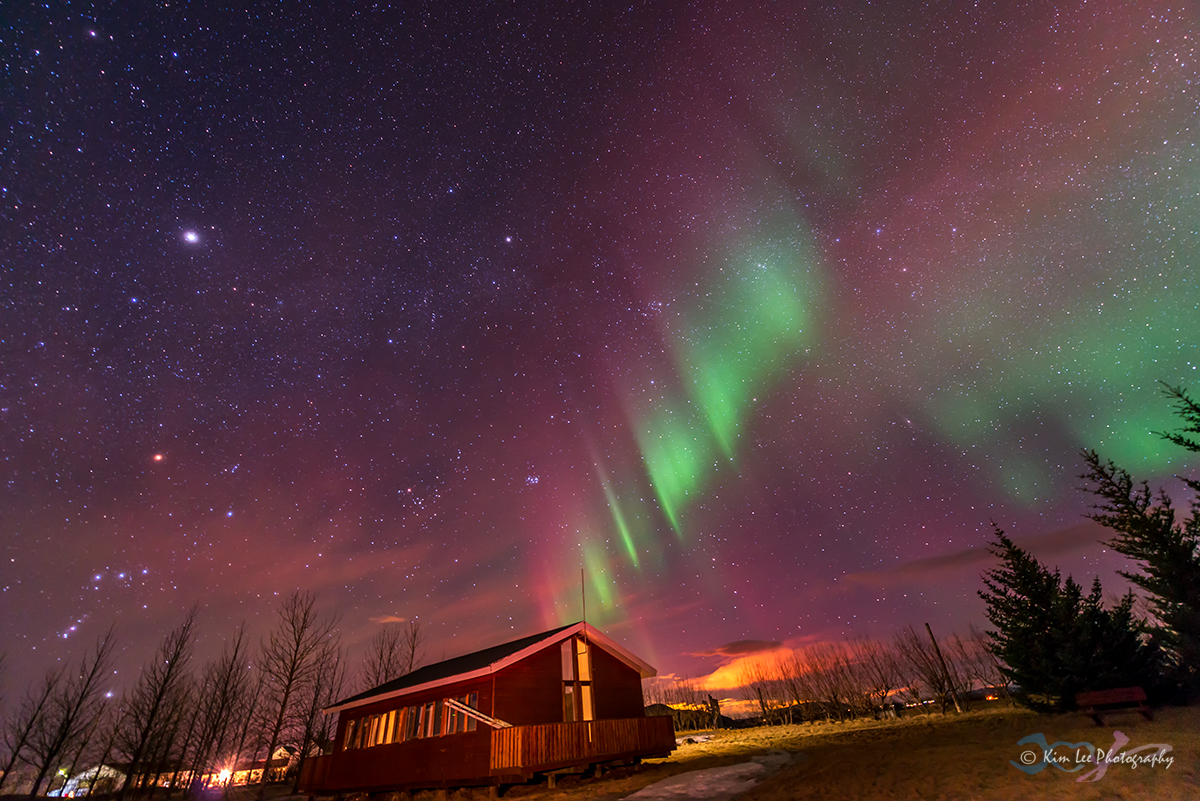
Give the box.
[580,684,594,721]
[561,640,575,680]
[561,636,595,722]
[417,701,437,738]
[563,684,576,722]
[404,705,420,740]
[344,691,482,749]
[355,718,367,748]
[414,704,427,738]
[576,637,592,682]
[387,708,401,743]
[445,692,479,734]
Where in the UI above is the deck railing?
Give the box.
[298,753,330,791]
[490,716,675,772]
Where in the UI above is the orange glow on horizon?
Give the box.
[696,648,793,691]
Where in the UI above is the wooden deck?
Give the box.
[490,716,676,773]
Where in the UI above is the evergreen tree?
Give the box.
[1081,384,1200,695]
[978,529,1160,709]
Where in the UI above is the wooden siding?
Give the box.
[305,729,492,791]
[591,644,646,719]
[490,717,676,773]
[492,643,562,725]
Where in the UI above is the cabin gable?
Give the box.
[592,642,646,718]
[492,639,562,725]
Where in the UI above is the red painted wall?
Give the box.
[591,644,646,719]
[492,642,563,725]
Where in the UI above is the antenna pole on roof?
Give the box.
[581,567,588,644]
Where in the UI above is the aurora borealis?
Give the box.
[3,2,1199,695]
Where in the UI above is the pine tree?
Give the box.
[978,528,1159,709]
[1081,384,1200,695]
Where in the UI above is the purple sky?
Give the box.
[3,1,1198,698]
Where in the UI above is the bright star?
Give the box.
[183,230,200,244]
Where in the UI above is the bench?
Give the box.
[1074,687,1152,725]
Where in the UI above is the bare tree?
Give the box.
[641,676,707,730]
[255,591,339,799]
[853,637,902,714]
[738,658,789,724]
[185,627,252,791]
[86,692,132,797]
[291,644,346,793]
[116,608,198,800]
[223,669,266,795]
[802,642,864,720]
[775,650,813,719]
[22,628,116,797]
[0,668,63,794]
[58,687,116,797]
[143,678,193,799]
[163,682,202,796]
[946,624,1011,703]
[359,620,423,690]
[893,625,966,714]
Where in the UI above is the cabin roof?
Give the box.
[327,621,656,715]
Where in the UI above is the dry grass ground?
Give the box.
[480,703,1197,800]
[742,704,1197,800]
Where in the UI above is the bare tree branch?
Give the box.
[255,591,339,799]
[22,627,116,797]
[116,607,198,800]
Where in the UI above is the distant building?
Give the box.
[50,765,125,797]
[298,622,675,794]
[196,746,296,788]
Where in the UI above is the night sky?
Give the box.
[3,2,1199,698]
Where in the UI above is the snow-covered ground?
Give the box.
[623,750,802,801]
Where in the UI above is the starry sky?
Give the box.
[3,1,1199,698]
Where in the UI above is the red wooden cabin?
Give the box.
[298,622,675,794]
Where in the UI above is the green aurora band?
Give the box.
[634,215,826,536]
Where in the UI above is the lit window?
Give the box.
[561,636,595,722]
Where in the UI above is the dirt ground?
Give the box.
[454,703,1197,800]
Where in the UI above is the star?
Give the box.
[183,230,200,244]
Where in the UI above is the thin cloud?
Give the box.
[844,521,1110,588]
[691,639,782,658]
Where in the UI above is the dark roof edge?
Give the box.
[325,622,655,716]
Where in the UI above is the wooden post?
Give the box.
[924,623,963,713]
